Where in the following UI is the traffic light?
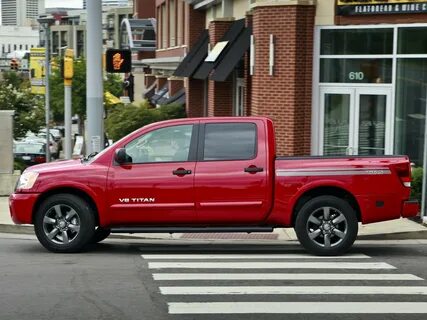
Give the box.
[10,58,19,71]
[105,49,131,73]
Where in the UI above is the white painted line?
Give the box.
[142,253,370,259]
[148,262,396,270]
[168,302,427,314]
[153,273,423,281]
[161,286,427,295]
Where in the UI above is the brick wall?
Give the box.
[207,20,234,117]
[186,78,205,117]
[156,76,168,90]
[168,78,184,96]
[183,5,206,118]
[145,74,156,87]
[251,5,315,156]
[134,0,156,18]
[185,4,206,49]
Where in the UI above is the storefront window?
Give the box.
[398,27,427,54]
[321,29,393,55]
[320,58,392,83]
[395,59,427,166]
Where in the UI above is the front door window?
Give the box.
[320,87,392,155]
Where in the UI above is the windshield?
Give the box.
[86,128,144,163]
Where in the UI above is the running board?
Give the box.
[110,226,274,234]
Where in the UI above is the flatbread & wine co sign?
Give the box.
[337,0,427,15]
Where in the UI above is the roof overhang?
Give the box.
[141,56,184,70]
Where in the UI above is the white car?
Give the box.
[24,134,59,159]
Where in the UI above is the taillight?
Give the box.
[394,162,411,187]
[34,156,46,163]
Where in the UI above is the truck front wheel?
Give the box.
[34,194,96,253]
[295,195,358,256]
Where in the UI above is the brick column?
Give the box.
[145,74,156,87]
[251,2,315,156]
[184,4,206,117]
[156,76,168,90]
[186,78,205,117]
[168,77,184,96]
[207,19,234,117]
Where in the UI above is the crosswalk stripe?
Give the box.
[153,273,423,281]
[160,285,427,295]
[168,302,427,314]
[142,253,370,260]
[148,262,396,269]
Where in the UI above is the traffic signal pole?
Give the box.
[44,25,51,162]
[64,49,74,159]
[86,0,104,155]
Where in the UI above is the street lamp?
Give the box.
[37,16,55,162]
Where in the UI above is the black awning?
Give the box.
[174,30,209,77]
[160,88,185,105]
[193,19,245,80]
[151,84,168,104]
[210,26,251,82]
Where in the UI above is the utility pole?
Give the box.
[63,49,74,159]
[44,23,51,162]
[86,0,104,154]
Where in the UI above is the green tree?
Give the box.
[0,71,44,139]
[105,101,186,141]
[50,58,123,122]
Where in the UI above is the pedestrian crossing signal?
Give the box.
[106,49,131,73]
[10,58,19,71]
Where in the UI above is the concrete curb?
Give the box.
[1,223,427,241]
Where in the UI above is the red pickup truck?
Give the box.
[9,117,419,255]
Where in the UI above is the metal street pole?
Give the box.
[64,84,72,159]
[44,24,51,162]
[64,49,74,159]
[86,0,104,155]
[422,100,427,223]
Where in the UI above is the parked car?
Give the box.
[13,142,46,166]
[39,128,63,143]
[9,117,419,254]
[24,134,59,159]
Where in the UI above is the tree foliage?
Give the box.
[0,71,44,139]
[105,101,186,141]
[49,58,123,122]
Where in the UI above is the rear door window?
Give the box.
[202,123,257,161]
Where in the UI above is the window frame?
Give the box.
[197,122,258,162]
[117,124,199,166]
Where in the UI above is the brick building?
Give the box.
[141,0,427,162]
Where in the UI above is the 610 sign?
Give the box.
[348,71,364,81]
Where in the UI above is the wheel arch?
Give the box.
[291,186,361,226]
[32,187,100,226]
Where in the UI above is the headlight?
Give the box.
[16,172,39,190]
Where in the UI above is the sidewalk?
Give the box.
[1,196,426,240]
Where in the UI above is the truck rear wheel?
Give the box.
[294,195,358,256]
[34,194,96,253]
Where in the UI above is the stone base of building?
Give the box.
[0,172,20,196]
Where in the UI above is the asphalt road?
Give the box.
[1,234,427,320]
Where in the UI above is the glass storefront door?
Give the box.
[320,87,392,156]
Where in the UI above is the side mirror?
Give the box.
[114,148,131,164]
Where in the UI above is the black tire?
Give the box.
[34,194,96,253]
[294,195,358,256]
[91,227,111,244]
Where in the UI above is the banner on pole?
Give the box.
[30,48,46,95]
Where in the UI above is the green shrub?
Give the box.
[105,101,186,141]
[411,166,423,201]
[14,159,27,172]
